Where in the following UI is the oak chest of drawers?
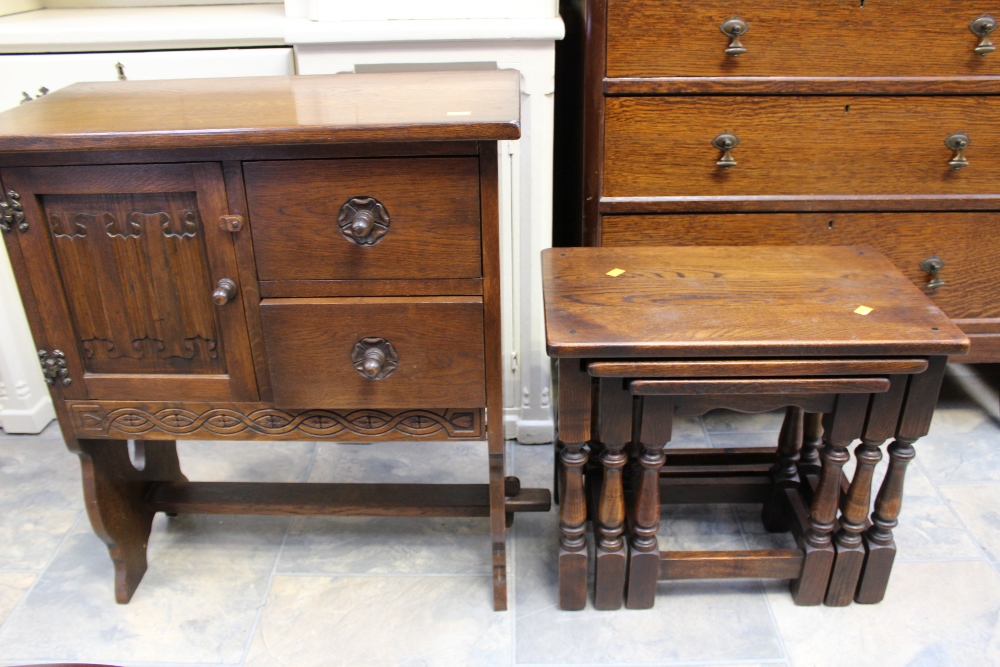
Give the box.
[0,70,549,611]
[559,0,1000,361]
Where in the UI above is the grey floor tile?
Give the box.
[665,414,710,449]
[709,431,781,449]
[0,514,287,665]
[767,560,1000,667]
[278,515,490,576]
[0,420,60,441]
[309,439,489,484]
[909,407,1000,484]
[658,504,746,552]
[244,574,509,667]
[938,482,1000,564]
[176,440,316,482]
[703,409,786,434]
[0,572,35,626]
[0,438,83,570]
[513,510,783,664]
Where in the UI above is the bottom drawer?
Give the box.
[260,297,486,409]
[603,212,1000,320]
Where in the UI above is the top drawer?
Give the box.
[607,1,1000,78]
[245,157,482,281]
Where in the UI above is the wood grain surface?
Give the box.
[602,211,1000,320]
[542,245,968,358]
[245,157,482,281]
[604,96,1000,198]
[260,296,486,409]
[607,0,1000,78]
[0,70,521,151]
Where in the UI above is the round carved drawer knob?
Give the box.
[338,196,390,246]
[351,337,399,380]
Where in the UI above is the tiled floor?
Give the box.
[0,365,997,667]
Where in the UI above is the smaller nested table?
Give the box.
[542,246,968,611]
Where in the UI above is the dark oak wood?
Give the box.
[145,481,549,517]
[544,246,968,358]
[245,158,482,281]
[65,401,485,441]
[631,378,891,396]
[605,77,1000,96]
[0,72,532,611]
[606,1,1000,78]
[601,195,1000,214]
[544,245,966,610]
[0,71,521,152]
[259,279,483,299]
[604,96,1000,199]
[556,358,592,611]
[590,359,928,378]
[659,550,804,580]
[602,211,1000,321]
[259,297,486,409]
[2,162,258,402]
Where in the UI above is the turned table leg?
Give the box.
[557,359,593,610]
[71,438,185,603]
[826,375,907,606]
[799,412,824,475]
[762,406,804,533]
[594,378,632,610]
[626,395,671,610]
[791,393,868,606]
[856,356,947,603]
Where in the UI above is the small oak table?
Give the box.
[542,246,968,610]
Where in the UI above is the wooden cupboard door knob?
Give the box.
[351,337,399,379]
[338,196,390,246]
[212,278,238,305]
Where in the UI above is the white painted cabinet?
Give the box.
[0,45,294,433]
[0,47,294,111]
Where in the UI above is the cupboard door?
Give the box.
[2,163,257,402]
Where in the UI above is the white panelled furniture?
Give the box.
[0,2,562,441]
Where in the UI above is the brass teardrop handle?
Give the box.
[351,337,399,380]
[970,14,997,55]
[720,17,749,56]
[945,132,971,170]
[212,278,237,306]
[712,133,740,169]
[920,256,946,292]
[338,196,390,247]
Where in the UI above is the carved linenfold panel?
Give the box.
[68,403,485,441]
[160,210,198,238]
[50,212,98,238]
[41,191,223,376]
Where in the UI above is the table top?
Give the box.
[0,70,521,152]
[542,246,969,359]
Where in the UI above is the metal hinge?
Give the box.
[39,350,71,386]
[0,190,26,233]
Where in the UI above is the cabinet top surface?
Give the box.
[542,246,969,358]
[0,70,521,152]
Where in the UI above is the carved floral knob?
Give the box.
[338,196,390,246]
[351,337,398,380]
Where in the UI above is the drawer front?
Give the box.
[604,96,1000,198]
[607,1,1000,78]
[245,158,482,281]
[259,297,486,408]
[602,211,1000,320]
